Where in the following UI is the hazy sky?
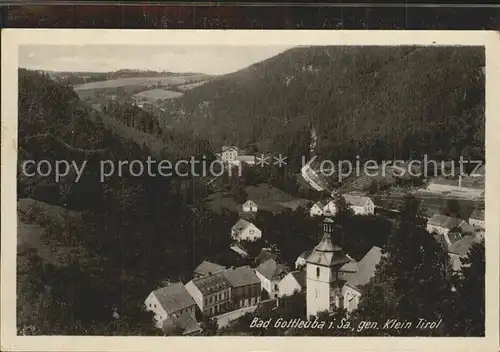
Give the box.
[19,45,294,75]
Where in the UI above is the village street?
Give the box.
[215,305,257,328]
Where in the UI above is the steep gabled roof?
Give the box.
[306,234,351,267]
[190,272,231,295]
[342,194,372,207]
[290,270,307,288]
[449,235,477,256]
[256,259,289,281]
[194,261,226,277]
[427,214,463,230]
[470,209,485,221]
[345,246,383,291]
[221,266,260,287]
[243,200,258,207]
[232,218,253,233]
[152,283,196,314]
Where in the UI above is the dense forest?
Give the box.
[176,46,485,165]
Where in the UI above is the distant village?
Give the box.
[143,144,485,335]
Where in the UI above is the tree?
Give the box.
[355,196,452,336]
[447,240,485,336]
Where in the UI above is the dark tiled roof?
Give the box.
[191,272,231,295]
[342,194,372,206]
[447,231,463,246]
[222,266,260,287]
[345,246,383,291]
[290,270,306,288]
[449,235,477,256]
[257,248,277,264]
[162,312,201,335]
[470,209,485,221]
[194,261,226,276]
[306,234,351,267]
[427,214,463,229]
[153,283,196,314]
[256,259,289,281]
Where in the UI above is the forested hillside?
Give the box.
[16,69,221,334]
[177,46,485,163]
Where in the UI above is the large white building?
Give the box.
[305,218,356,319]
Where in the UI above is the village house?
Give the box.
[184,272,232,317]
[220,146,239,163]
[323,199,338,216]
[144,282,199,333]
[161,312,202,336]
[256,248,278,265]
[295,250,312,270]
[342,194,375,215]
[231,219,262,242]
[255,258,289,299]
[242,200,258,213]
[469,209,485,229]
[221,266,262,308]
[341,246,383,313]
[426,214,466,236]
[310,201,325,217]
[193,260,226,279]
[278,270,306,297]
[448,235,480,272]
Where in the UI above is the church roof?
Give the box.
[306,233,351,267]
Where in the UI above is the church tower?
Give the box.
[306,217,351,319]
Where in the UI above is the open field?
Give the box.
[178,80,209,91]
[133,89,183,101]
[73,74,207,91]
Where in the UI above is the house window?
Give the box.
[274,284,278,291]
[204,298,208,306]
[316,267,320,277]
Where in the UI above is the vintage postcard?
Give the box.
[1,29,500,352]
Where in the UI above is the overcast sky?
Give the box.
[19,45,294,75]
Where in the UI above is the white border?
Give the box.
[2,29,500,352]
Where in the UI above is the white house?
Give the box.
[221,146,239,163]
[255,258,289,299]
[184,272,232,317]
[310,201,325,217]
[341,246,383,313]
[469,209,485,229]
[342,194,375,215]
[426,214,465,236]
[231,219,262,242]
[295,250,312,269]
[242,200,258,213]
[144,282,197,329]
[323,199,337,217]
[278,270,306,297]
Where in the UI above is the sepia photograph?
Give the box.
[1,30,499,352]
